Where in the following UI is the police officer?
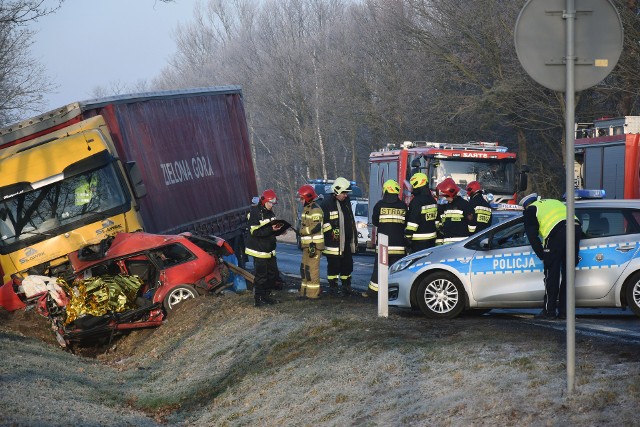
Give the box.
[466,181,492,234]
[369,179,407,296]
[321,177,358,296]
[245,189,283,307]
[405,172,438,252]
[521,193,581,320]
[436,178,473,245]
[297,184,324,299]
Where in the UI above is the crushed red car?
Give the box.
[0,231,234,347]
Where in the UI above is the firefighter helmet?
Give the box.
[410,173,428,189]
[466,181,482,197]
[383,179,401,194]
[519,193,538,208]
[331,177,352,195]
[260,189,278,205]
[436,178,460,198]
[297,184,318,203]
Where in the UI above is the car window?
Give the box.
[576,208,640,239]
[153,243,195,268]
[489,222,530,249]
[354,203,368,217]
[465,218,529,251]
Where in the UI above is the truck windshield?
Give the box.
[0,163,128,247]
[431,160,515,195]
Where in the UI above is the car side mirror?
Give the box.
[479,237,490,249]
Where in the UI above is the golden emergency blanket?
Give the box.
[61,275,144,325]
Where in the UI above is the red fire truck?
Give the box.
[367,140,527,248]
[369,140,524,205]
[574,116,640,199]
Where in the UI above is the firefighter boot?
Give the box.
[328,279,339,296]
[263,291,280,305]
[342,277,357,297]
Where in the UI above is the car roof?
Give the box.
[573,199,640,209]
[69,232,190,272]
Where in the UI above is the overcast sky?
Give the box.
[30,0,201,112]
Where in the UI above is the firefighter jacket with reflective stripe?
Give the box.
[437,196,473,242]
[321,195,357,257]
[405,187,438,242]
[299,201,325,249]
[468,192,493,234]
[245,204,277,259]
[372,192,408,255]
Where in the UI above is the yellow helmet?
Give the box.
[383,179,400,194]
[410,173,428,189]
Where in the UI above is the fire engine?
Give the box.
[369,140,526,205]
[574,116,640,199]
[367,140,527,248]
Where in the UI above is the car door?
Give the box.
[468,218,545,304]
[575,208,640,300]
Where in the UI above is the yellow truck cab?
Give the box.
[0,115,144,283]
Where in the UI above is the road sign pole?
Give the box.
[564,0,576,395]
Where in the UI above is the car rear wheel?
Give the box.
[416,272,465,319]
[163,285,199,312]
[625,273,640,317]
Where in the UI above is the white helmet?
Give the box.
[519,193,539,208]
[331,177,352,195]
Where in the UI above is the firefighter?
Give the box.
[466,180,492,234]
[245,189,284,307]
[436,178,473,245]
[297,184,324,299]
[521,193,581,320]
[321,177,359,296]
[405,172,438,252]
[369,179,407,296]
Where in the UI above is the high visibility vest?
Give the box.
[531,199,566,242]
[75,176,98,206]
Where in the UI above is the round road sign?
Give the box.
[514,0,623,92]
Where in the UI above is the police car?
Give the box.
[388,199,640,319]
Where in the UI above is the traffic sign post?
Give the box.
[514,0,623,395]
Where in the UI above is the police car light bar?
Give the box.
[563,189,606,200]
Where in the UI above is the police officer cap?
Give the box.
[519,193,538,208]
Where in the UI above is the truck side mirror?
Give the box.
[518,165,529,192]
[125,161,147,199]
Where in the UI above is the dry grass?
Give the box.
[2,284,640,426]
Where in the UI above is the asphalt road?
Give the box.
[252,242,640,342]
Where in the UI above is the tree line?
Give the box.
[2,0,639,224]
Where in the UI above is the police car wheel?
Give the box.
[163,285,199,313]
[624,273,640,317]
[416,272,465,319]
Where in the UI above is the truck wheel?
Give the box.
[163,285,198,312]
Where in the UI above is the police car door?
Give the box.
[468,218,545,304]
[574,209,640,300]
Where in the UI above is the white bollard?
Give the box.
[377,233,388,318]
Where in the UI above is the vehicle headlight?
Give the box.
[389,252,432,274]
[357,221,368,229]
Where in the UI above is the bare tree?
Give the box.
[0,0,63,124]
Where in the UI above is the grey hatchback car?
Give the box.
[388,199,640,318]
